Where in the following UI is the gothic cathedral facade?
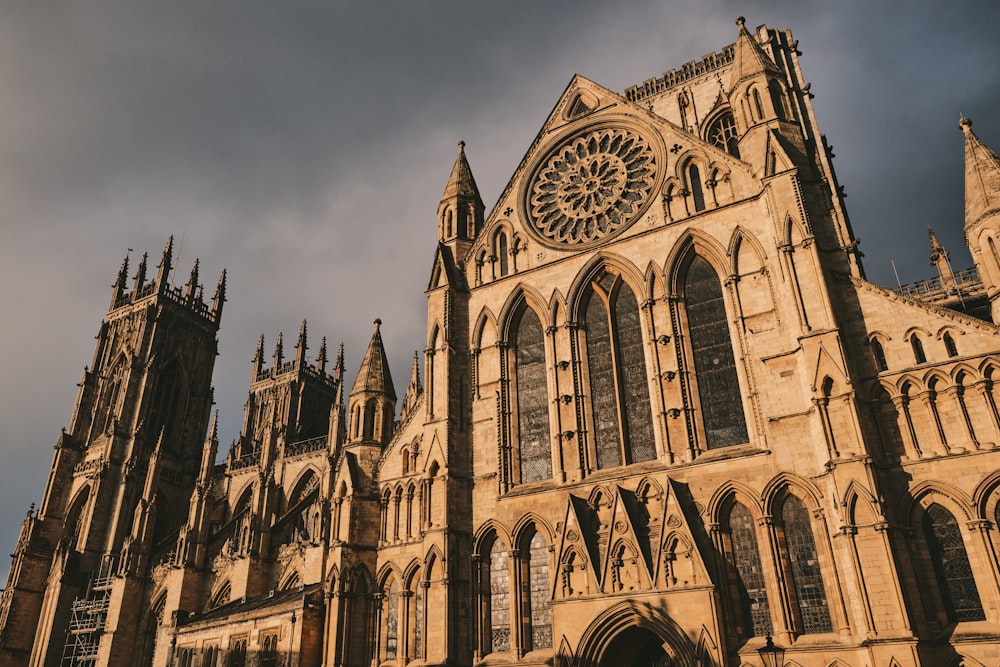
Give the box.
[4,18,1000,667]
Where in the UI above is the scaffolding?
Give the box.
[61,558,114,666]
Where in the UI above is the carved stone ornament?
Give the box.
[525,126,659,248]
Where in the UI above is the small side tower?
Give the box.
[437,141,485,259]
[346,319,396,449]
[960,118,1000,323]
[0,238,224,667]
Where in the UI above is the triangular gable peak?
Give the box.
[553,494,603,598]
[472,74,756,280]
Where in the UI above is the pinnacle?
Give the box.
[728,16,780,92]
[961,118,1000,232]
[351,318,396,401]
[441,140,483,203]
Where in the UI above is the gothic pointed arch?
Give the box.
[575,263,656,468]
[575,600,697,667]
[565,251,647,319]
[472,307,498,350]
[671,245,750,450]
[508,301,553,483]
[718,495,772,638]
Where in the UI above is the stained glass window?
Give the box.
[924,503,985,622]
[708,113,740,158]
[528,532,552,650]
[490,540,511,652]
[385,579,399,660]
[685,256,748,449]
[516,311,552,482]
[729,503,771,637]
[781,496,832,634]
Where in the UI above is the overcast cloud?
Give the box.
[2,1,999,583]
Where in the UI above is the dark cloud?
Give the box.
[2,1,999,583]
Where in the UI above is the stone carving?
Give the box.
[527,128,656,247]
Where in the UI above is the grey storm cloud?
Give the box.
[1,0,999,582]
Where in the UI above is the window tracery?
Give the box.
[781,495,833,634]
[727,502,771,637]
[584,273,655,469]
[707,113,740,158]
[923,503,985,622]
[489,540,511,653]
[514,309,552,483]
[527,531,552,650]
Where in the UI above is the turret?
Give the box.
[110,254,129,310]
[347,319,396,447]
[155,235,174,289]
[296,319,309,367]
[960,118,1000,323]
[437,141,485,258]
[212,269,227,321]
[928,227,956,291]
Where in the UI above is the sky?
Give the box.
[1,1,999,584]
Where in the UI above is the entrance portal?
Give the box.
[603,626,674,667]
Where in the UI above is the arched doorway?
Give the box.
[605,626,674,667]
[575,601,699,667]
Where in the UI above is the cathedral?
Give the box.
[4,17,1000,667]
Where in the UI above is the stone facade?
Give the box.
[3,17,1000,667]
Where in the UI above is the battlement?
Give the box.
[624,44,735,103]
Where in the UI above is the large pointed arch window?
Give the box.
[707,112,740,158]
[514,309,552,482]
[780,495,833,634]
[923,503,985,622]
[683,256,748,449]
[147,361,186,448]
[726,502,771,637]
[584,272,656,469]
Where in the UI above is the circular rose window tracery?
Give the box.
[526,127,657,247]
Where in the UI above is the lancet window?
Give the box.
[489,540,511,652]
[871,339,888,372]
[688,163,706,212]
[526,531,553,650]
[497,232,510,277]
[923,503,985,622]
[514,309,552,482]
[727,502,771,637]
[911,335,927,364]
[584,272,656,469]
[780,496,833,634]
[943,333,959,358]
[682,256,748,449]
[385,578,399,660]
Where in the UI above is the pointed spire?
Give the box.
[729,16,780,93]
[212,269,227,320]
[252,334,265,380]
[961,118,1000,234]
[400,350,423,419]
[296,319,308,365]
[273,332,284,370]
[185,259,200,302]
[156,236,174,287]
[111,254,129,309]
[133,252,148,291]
[928,227,955,288]
[198,410,220,486]
[442,140,483,201]
[317,336,328,373]
[351,318,396,401]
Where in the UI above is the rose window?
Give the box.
[527,128,656,246]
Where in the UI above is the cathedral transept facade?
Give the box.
[4,18,1000,667]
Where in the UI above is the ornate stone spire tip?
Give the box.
[736,16,746,28]
[960,116,973,132]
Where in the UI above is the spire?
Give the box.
[198,411,220,486]
[296,319,308,365]
[185,259,200,302]
[438,141,485,243]
[156,236,174,287]
[351,318,396,401]
[133,252,148,291]
[928,227,955,288]
[273,332,284,370]
[111,254,129,309]
[728,17,780,93]
[961,118,1000,235]
[212,269,227,320]
[442,140,483,202]
[252,334,265,380]
[400,350,423,419]
[317,336,328,373]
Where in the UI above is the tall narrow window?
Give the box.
[728,503,771,637]
[227,638,247,667]
[148,362,185,446]
[752,88,764,120]
[497,233,510,277]
[684,256,748,449]
[413,576,424,658]
[689,164,705,212]
[911,336,927,364]
[515,310,552,482]
[871,339,888,372]
[363,398,377,439]
[490,540,511,653]
[781,496,833,634]
[707,113,740,158]
[768,80,786,121]
[585,274,656,469]
[527,532,553,650]
[385,579,399,660]
[943,333,959,358]
[260,634,278,667]
[924,503,985,622]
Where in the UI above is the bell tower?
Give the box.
[0,238,224,667]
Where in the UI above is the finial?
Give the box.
[209,410,219,440]
[255,334,265,360]
[736,16,746,28]
[374,317,382,330]
[185,258,200,301]
[960,116,973,132]
[317,336,328,372]
[458,140,466,151]
[212,269,227,318]
[134,252,148,290]
[336,341,345,370]
[274,332,284,366]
